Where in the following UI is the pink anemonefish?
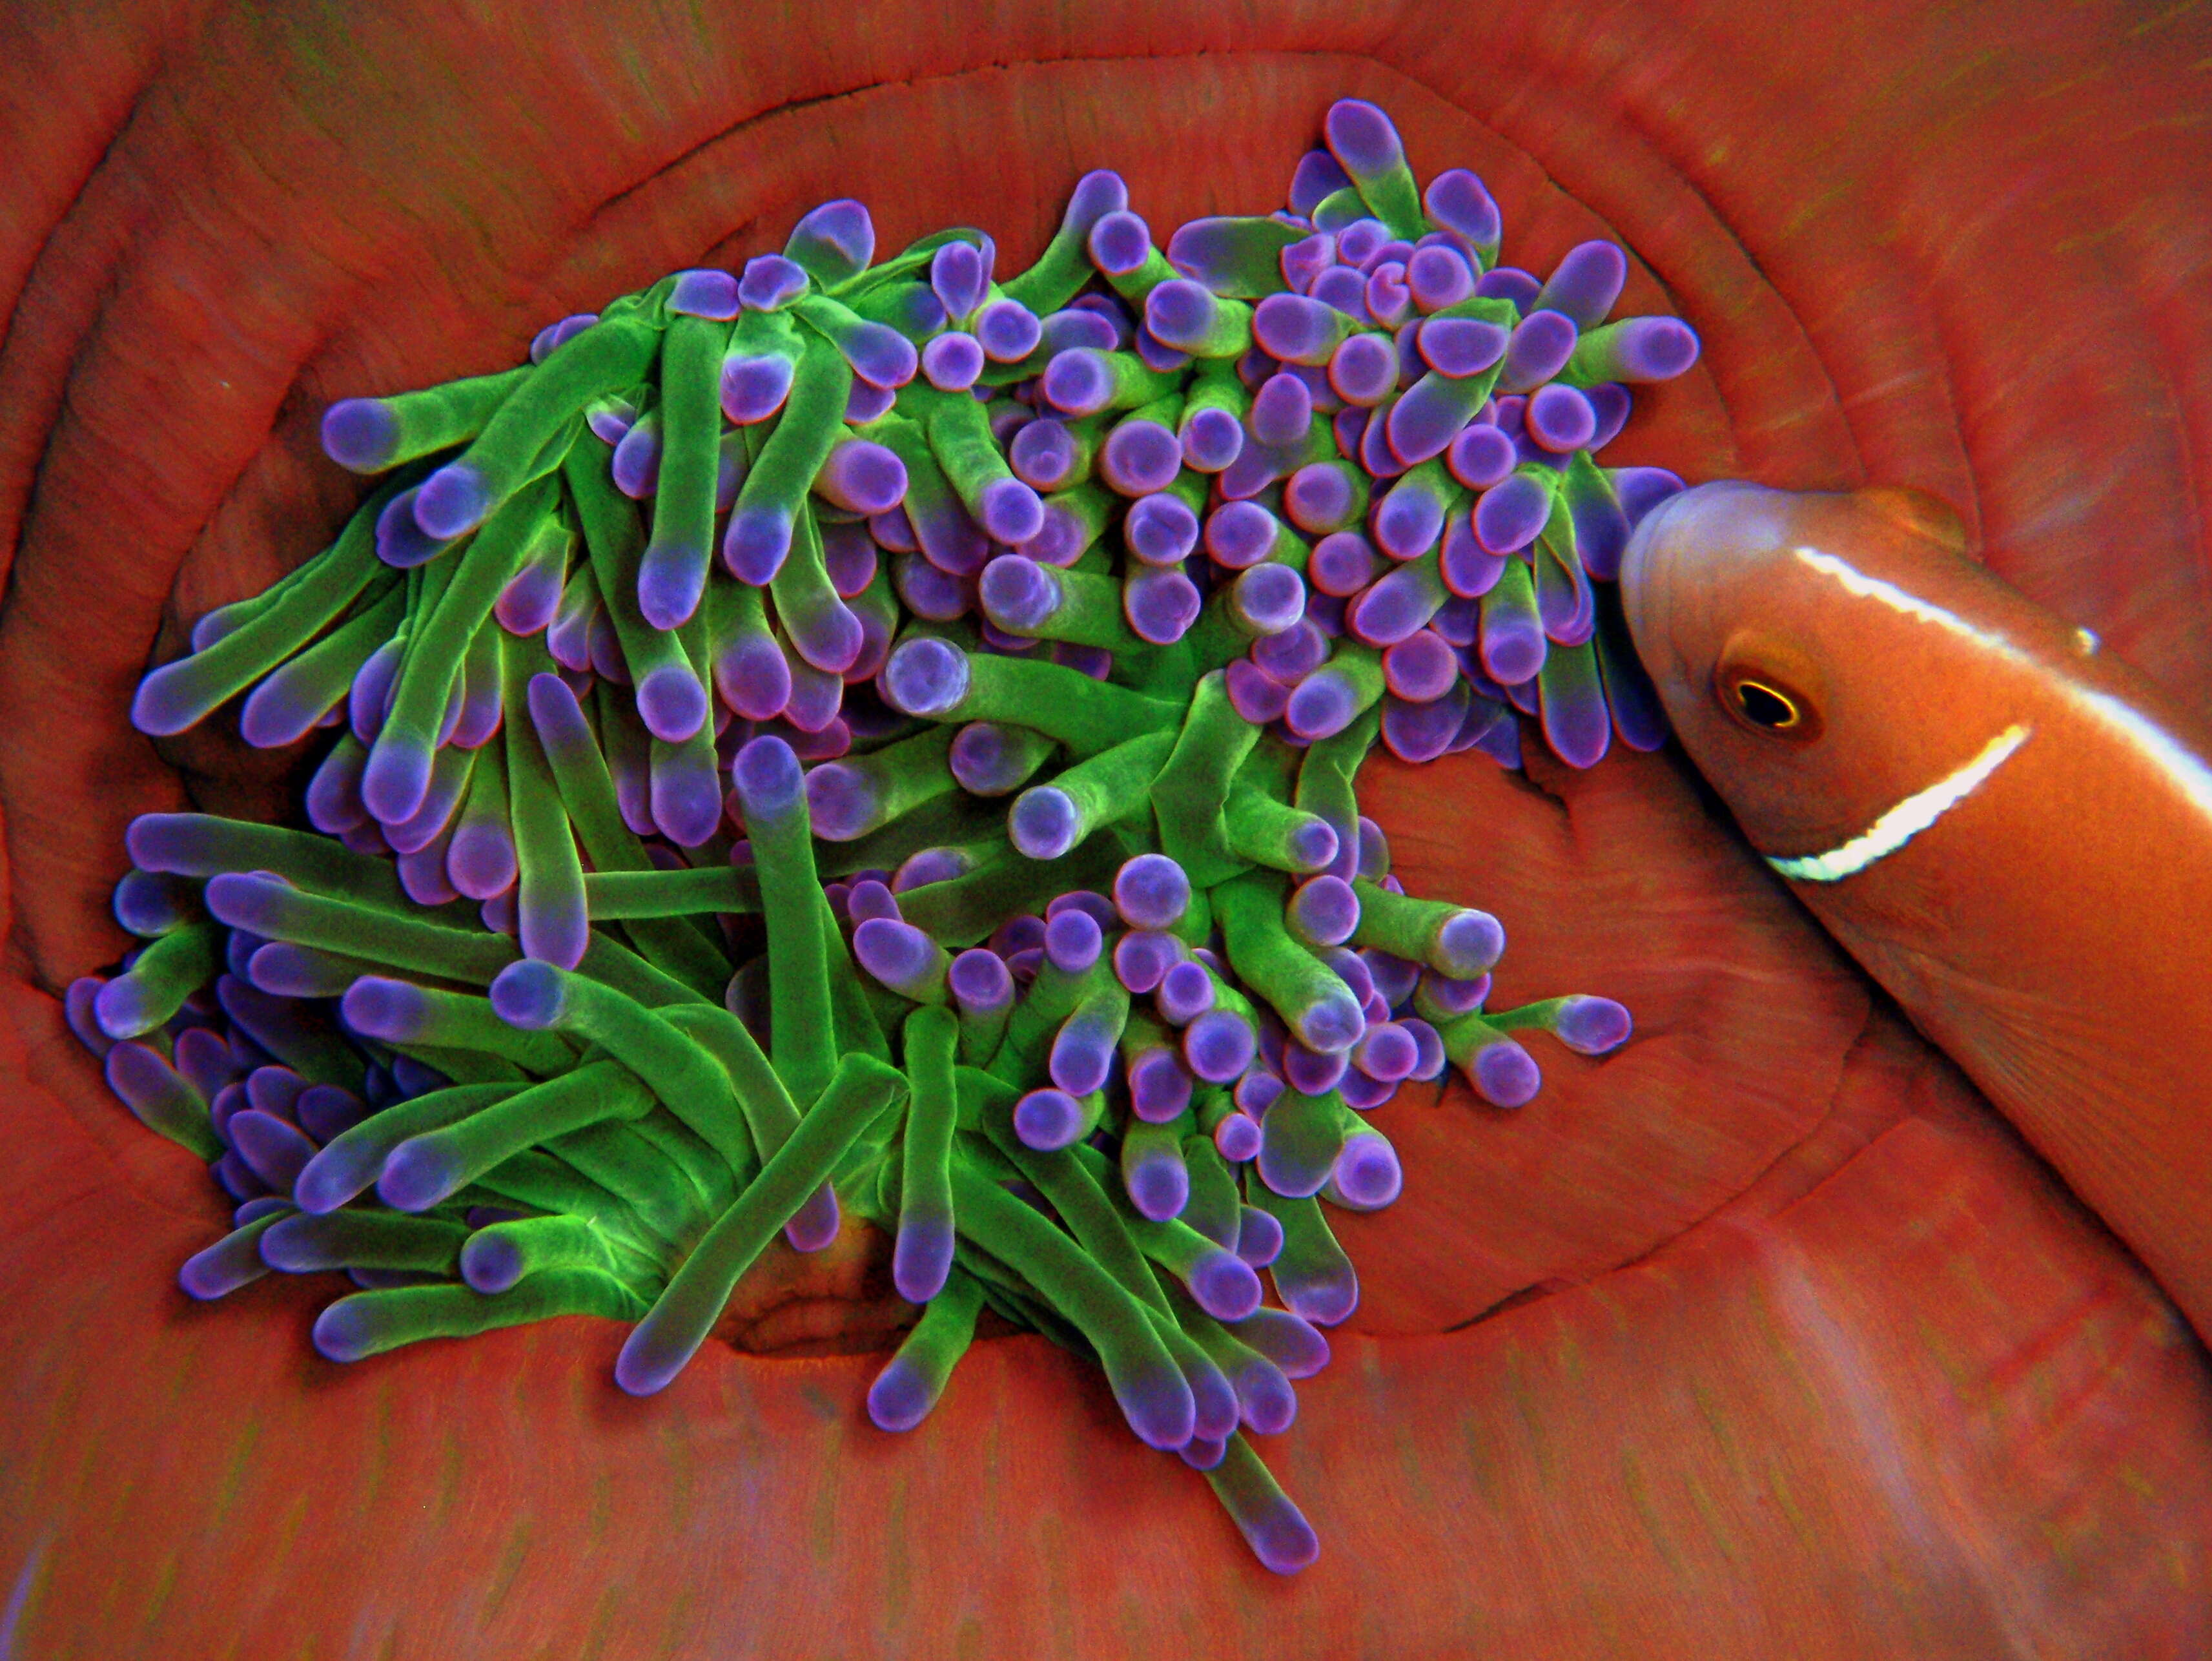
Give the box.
[1621,481,2212,1345]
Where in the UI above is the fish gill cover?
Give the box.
[74,98,1695,1574]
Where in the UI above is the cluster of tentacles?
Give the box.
[70,99,1695,1573]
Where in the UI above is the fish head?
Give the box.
[1617,481,2051,877]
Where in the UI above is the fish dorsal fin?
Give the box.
[1858,485,1969,555]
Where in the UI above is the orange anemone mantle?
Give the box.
[1,3,2209,1655]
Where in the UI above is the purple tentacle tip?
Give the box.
[921,331,984,392]
[1353,1023,1420,1083]
[739,254,810,313]
[1527,383,1596,452]
[413,463,489,540]
[1124,1144,1187,1223]
[229,1110,316,1196]
[1112,854,1190,931]
[1330,1132,1403,1210]
[1287,875,1359,946]
[1127,1049,1192,1123]
[722,505,795,586]
[321,398,399,473]
[853,918,939,995]
[1087,211,1152,276]
[722,353,797,424]
[868,1355,937,1433]
[1115,1359,1196,1452]
[1048,1019,1116,1097]
[1125,492,1200,566]
[731,734,805,817]
[892,1217,954,1305]
[1425,169,1503,250]
[1009,788,1080,861]
[1041,909,1102,975]
[1154,960,1214,1026]
[1214,1111,1262,1163]
[1125,569,1200,645]
[1233,1205,1284,1270]
[948,949,1013,1012]
[376,488,451,569]
[788,199,876,284]
[635,663,709,744]
[803,763,880,843]
[881,637,970,718]
[1181,405,1245,473]
[489,959,569,1031]
[1471,1039,1542,1108]
[1324,99,1404,180]
[1185,1011,1257,1084]
[1013,1088,1088,1153]
[974,299,1042,364]
[1190,1247,1263,1323]
[1437,909,1506,977]
[1295,991,1366,1056]
[1101,420,1182,497]
[670,267,742,319]
[1556,995,1633,1055]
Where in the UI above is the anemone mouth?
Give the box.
[709,1218,924,1359]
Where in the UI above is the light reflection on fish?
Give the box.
[1621,481,2212,1343]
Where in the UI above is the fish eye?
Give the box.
[1732,679,1801,729]
[1712,642,1825,744]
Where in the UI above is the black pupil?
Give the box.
[1735,681,1797,728]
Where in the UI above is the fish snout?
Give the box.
[1620,480,1787,688]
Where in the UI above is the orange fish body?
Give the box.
[1621,482,2212,1343]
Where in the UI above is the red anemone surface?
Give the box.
[3,3,2209,1655]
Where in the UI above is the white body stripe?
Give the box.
[1792,545,2212,828]
[1768,724,2031,883]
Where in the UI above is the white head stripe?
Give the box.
[1792,547,2023,658]
[1768,724,2031,883]
[1791,544,2212,829]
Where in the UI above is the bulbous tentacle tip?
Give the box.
[636,542,709,634]
[729,734,805,816]
[891,1219,954,1306]
[1191,1250,1264,1323]
[1012,1088,1086,1153]
[1233,1205,1284,1269]
[866,1356,936,1434]
[786,197,876,285]
[1557,995,1634,1056]
[1178,1435,1229,1472]
[1278,1261,1360,1328]
[668,267,741,320]
[489,959,568,1030]
[1323,98,1404,180]
[739,254,810,313]
[612,1328,689,1398]
[311,1301,377,1365]
[320,397,400,473]
[1471,1039,1542,1108]
[783,1183,843,1254]
[879,637,971,719]
[459,1232,525,1295]
[1329,1133,1404,1210]
[1242,1495,1322,1576]
[1116,1359,1198,1452]
[413,463,489,540]
[635,663,709,745]
[376,1140,461,1214]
